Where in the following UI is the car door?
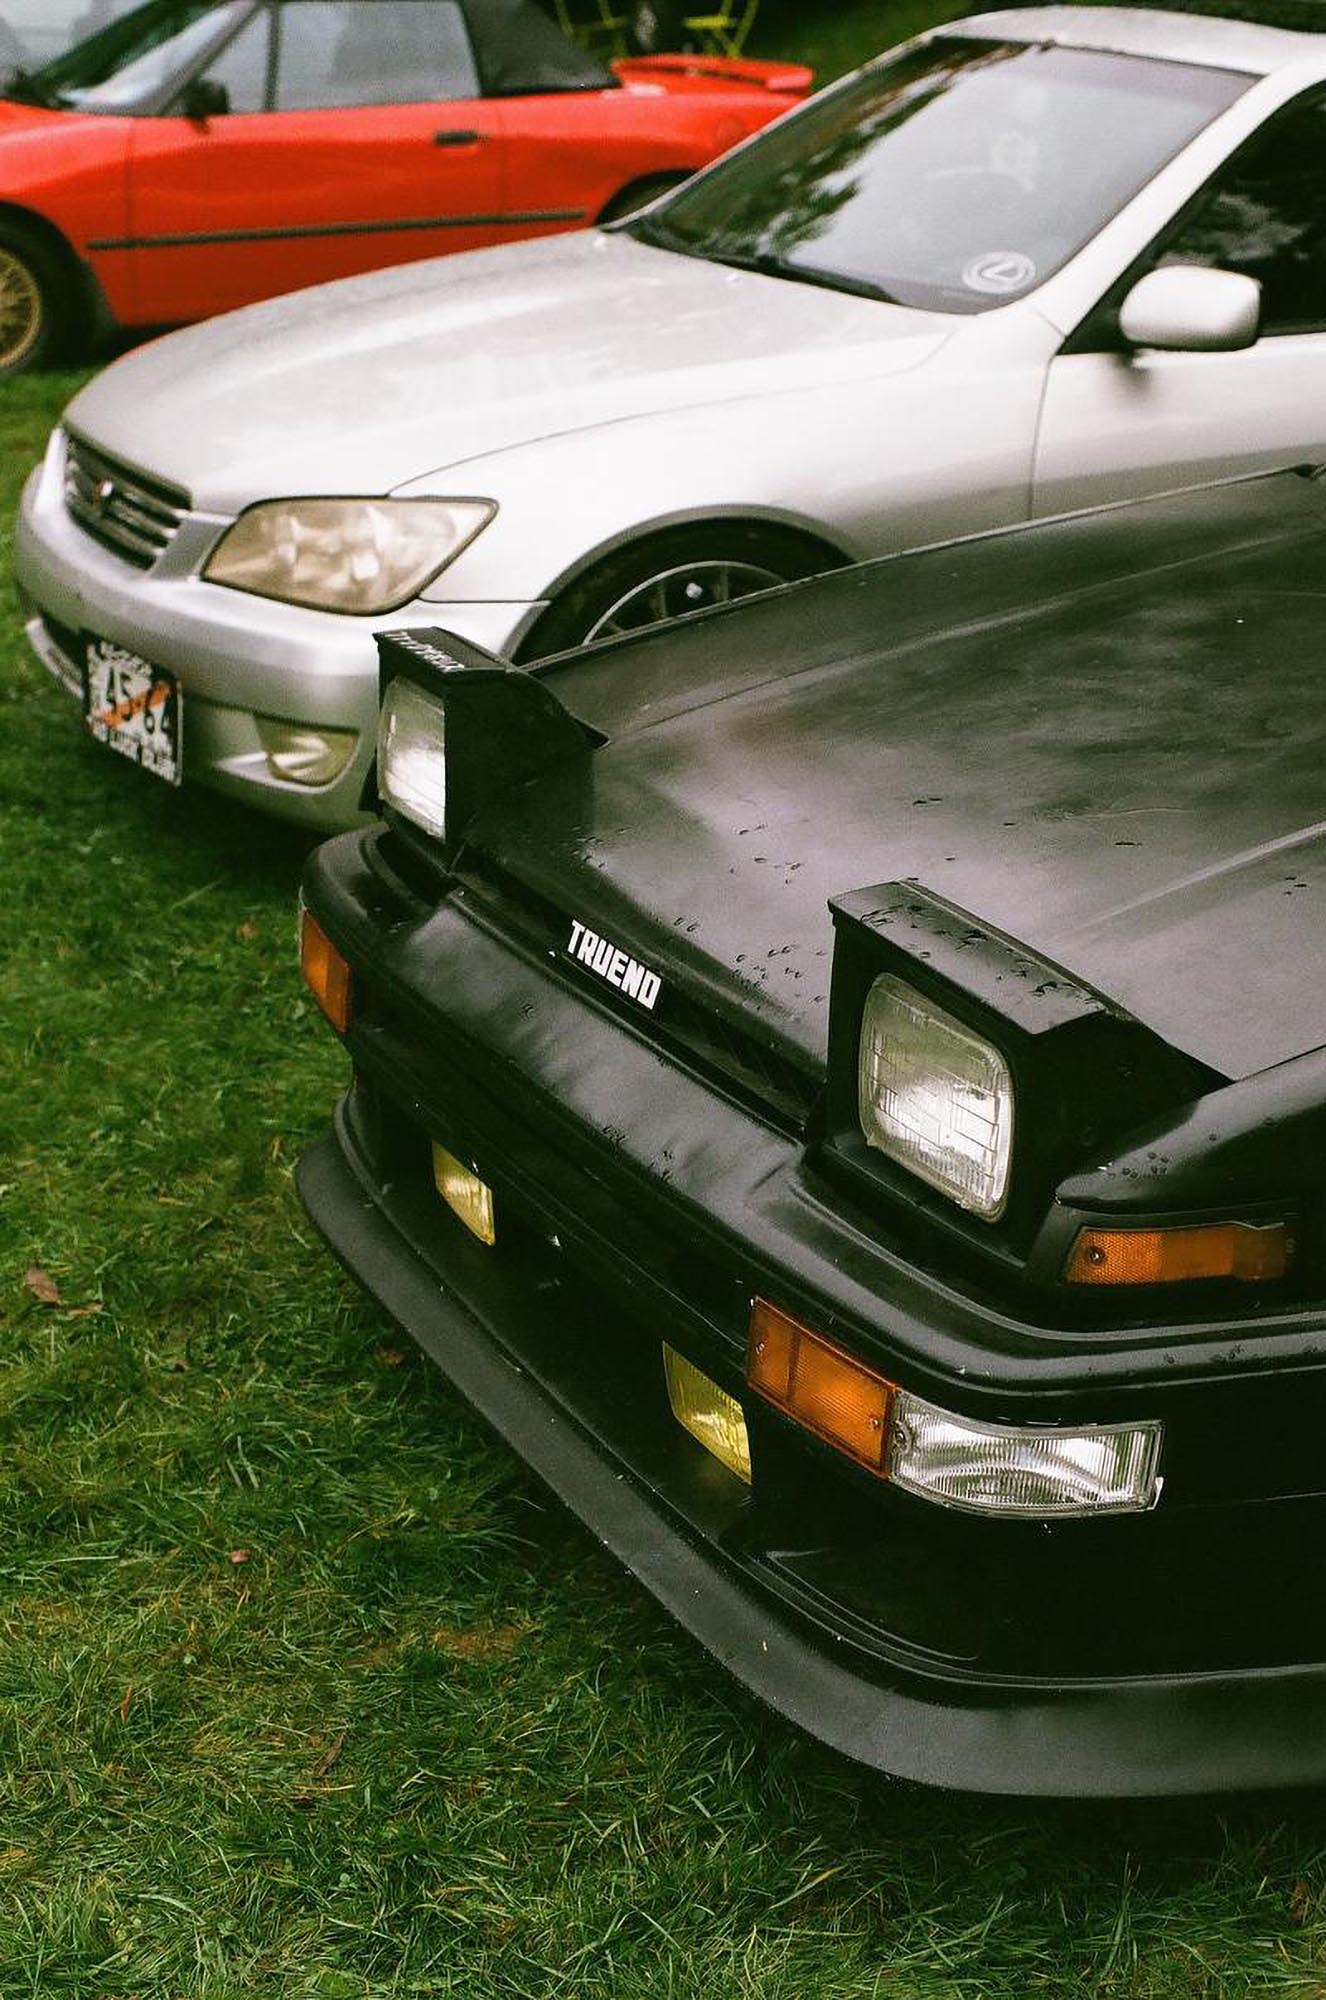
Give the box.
[1032,88,1326,518]
[127,0,504,325]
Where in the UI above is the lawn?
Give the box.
[5,8,1326,1996]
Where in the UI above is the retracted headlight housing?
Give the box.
[205,498,495,614]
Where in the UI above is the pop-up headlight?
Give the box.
[378,677,446,839]
[858,973,1014,1219]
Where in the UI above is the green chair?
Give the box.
[553,0,761,58]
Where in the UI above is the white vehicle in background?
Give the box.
[16,3,1326,832]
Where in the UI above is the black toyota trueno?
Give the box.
[298,472,1326,1798]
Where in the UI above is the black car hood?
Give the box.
[472,477,1326,1085]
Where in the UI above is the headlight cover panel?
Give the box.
[819,882,1219,1262]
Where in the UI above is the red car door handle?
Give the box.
[434,129,483,147]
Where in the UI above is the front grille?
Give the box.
[63,431,190,570]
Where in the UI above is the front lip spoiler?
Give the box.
[299,1120,1326,1799]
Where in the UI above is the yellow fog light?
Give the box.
[255,716,357,787]
[432,1143,496,1247]
[663,1345,751,1484]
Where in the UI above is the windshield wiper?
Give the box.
[661,233,901,305]
[629,214,902,305]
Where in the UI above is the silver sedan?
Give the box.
[17,3,1326,829]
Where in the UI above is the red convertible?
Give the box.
[0,0,811,372]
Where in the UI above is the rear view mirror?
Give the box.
[1119,265,1261,354]
[180,76,230,121]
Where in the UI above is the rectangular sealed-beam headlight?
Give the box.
[378,677,445,839]
[858,973,1013,1219]
[889,1388,1163,1518]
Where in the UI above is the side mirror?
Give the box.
[1118,264,1261,354]
[180,75,230,121]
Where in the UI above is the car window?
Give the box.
[1158,89,1326,336]
[640,39,1251,316]
[38,0,247,108]
[274,0,478,110]
[189,2,268,111]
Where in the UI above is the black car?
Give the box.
[298,471,1326,1798]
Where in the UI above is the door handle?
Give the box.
[434,129,482,147]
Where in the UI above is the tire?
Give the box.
[598,172,690,225]
[0,218,67,375]
[519,522,840,660]
[625,0,688,54]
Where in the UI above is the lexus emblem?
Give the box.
[94,477,116,514]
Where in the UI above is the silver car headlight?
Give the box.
[378,678,446,839]
[204,498,496,614]
[858,973,1014,1219]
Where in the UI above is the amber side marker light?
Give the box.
[747,1298,896,1477]
[299,907,352,1034]
[1065,1221,1291,1287]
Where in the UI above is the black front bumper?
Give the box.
[299,829,1326,1797]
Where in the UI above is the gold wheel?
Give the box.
[0,244,43,371]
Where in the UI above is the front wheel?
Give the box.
[520,524,838,659]
[0,220,64,375]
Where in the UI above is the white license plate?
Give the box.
[83,636,182,787]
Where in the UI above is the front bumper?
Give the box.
[300,827,1326,1796]
[14,446,542,832]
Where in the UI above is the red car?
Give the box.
[0,0,811,373]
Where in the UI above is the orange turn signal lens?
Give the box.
[1065,1220,1290,1287]
[299,907,352,1035]
[747,1298,896,1476]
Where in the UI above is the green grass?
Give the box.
[7,19,1326,1996]
[752,0,974,74]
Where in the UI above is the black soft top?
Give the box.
[464,0,614,92]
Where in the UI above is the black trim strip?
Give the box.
[88,208,585,252]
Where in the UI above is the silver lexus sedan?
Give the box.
[17,4,1326,829]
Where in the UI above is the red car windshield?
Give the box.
[634,38,1251,314]
[9,0,237,106]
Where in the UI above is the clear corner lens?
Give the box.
[857,973,1013,1219]
[888,1390,1163,1517]
[378,678,446,839]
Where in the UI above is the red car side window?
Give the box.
[274,0,480,110]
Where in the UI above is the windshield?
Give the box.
[635,38,1251,314]
[8,0,243,109]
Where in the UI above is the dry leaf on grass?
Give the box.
[309,1730,346,1781]
[22,1267,61,1306]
